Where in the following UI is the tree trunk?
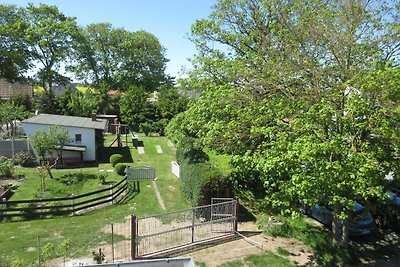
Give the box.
[46,167,54,179]
[341,217,350,248]
[332,205,342,245]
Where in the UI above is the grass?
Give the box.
[258,215,363,267]
[0,135,190,266]
[217,252,296,267]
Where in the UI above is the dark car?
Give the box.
[304,202,375,236]
[374,189,400,230]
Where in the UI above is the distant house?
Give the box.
[0,79,33,100]
[21,114,108,163]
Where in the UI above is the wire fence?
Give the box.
[134,198,237,258]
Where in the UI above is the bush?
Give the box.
[14,151,35,167]
[109,154,123,167]
[139,121,156,136]
[0,157,15,178]
[114,163,126,176]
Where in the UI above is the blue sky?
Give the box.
[1,0,217,79]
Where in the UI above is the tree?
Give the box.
[34,91,58,114]
[170,0,400,247]
[71,23,124,89]
[0,101,29,136]
[119,85,155,131]
[0,4,30,81]
[22,3,78,90]
[30,126,71,181]
[117,30,171,91]
[71,24,171,91]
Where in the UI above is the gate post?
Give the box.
[234,197,239,232]
[131,215,137,260]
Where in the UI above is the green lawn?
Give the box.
[217,252,296,267]
[0,135,190,266]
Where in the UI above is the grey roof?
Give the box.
[22,114,107,130]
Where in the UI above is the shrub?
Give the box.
[0,157,15,178]
[139,121,155,136]
[14,151,35,167]
[109,154,123,167]
[97,172,107,184]
[114,163,126,176]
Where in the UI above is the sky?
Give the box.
[0,0,218,79]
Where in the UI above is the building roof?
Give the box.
[22,114,107,130]
[0,79,33,99]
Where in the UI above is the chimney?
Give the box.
[91,113,97,121]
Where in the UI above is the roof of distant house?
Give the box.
[22,114,107,130]
[0,79,33,99]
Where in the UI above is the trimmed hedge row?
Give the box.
[176,138,231,206]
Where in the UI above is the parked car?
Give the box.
[303,202,375,236]
[373,189,400,231]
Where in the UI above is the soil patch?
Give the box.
[182,222,314,266]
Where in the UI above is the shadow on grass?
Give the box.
[100,146,133,163]
[263,216,362,266]
[350,230,400,265]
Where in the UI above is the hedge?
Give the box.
[109,154,123,167]
[114,163,126,176]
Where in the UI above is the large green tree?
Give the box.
[0,4,30,81]
[22,3,78,90]
[168,0,400,246]
[72,23,170,91]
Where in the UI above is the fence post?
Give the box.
[191,208,195,243]
[71,194,75,216]
[109,185,113,205]
[131,215,137,260]
[37,236,41,267]
[2,198,6,222]
[111,223,114,263]
[234,197,239,232]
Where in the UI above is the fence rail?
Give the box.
[0,177,128,221]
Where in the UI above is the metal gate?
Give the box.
[132,198,237,258]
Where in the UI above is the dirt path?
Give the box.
[184,222,315,266]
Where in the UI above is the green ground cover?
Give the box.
[0,135,189,266]
[217,252,296,267]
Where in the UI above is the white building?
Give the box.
[21,114,107,163]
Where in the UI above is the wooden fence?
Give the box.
[0,177,128,221]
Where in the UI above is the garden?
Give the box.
[0,135,190,266]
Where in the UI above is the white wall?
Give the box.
[21,123,97,161]
[171,161,180,178]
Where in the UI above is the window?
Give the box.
[75,134,82,142]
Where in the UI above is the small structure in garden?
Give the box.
[21,114,108,165]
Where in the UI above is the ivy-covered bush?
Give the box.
[0,156,15,178]
[109,154,123,167]
[14,151,36,167]
[114,163,126,176]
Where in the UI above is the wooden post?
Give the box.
[109,185,113,205]
[2,198,6,222]
[131,215,137,260]
[71,194,75,216]
[111,223,115,263]
[191,209,195,243]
